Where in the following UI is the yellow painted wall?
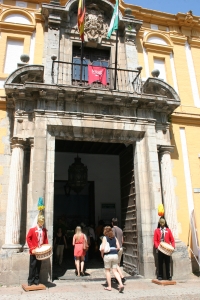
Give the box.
[0,108,7,198]
[171,119,200,244]
[0,4,44,95]
[134,4,200,252]
[172,43,194,106]
[191,46,200,97]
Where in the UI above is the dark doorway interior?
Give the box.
[53,140,137,280]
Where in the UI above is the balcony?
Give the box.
[51,60,142,94]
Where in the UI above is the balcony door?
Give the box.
[72,46,110,87]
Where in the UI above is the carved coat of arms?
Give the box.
[84,5,108,43]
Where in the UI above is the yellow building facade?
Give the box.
[0,0,199,285]
[128,4,200,265]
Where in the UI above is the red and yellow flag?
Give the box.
[78,0,85,41]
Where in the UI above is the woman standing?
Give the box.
[100,226,124,292]
[73,226,87,276]
[54,227,67,265]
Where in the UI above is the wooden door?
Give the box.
[120,144,138,275]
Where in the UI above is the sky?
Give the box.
[125,0,200,16]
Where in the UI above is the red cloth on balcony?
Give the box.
[88,65,107,85]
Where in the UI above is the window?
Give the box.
[147,36,167,45]
[72,46,110,86]
[4,14,30,25]
[4,39,24,74]
[154,58,166,81]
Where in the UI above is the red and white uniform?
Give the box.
[154,227,175,249]
[26,226,48,254]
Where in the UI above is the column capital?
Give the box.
[29,138,34,148]
[157,145,174,155]
[11,137,26,149]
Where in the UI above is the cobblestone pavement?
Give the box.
[1,277,200,300]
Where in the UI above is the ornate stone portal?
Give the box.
[0,0,192,285]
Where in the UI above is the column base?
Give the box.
[22,244,30,253]
[2,244,22,253]
[172,239,192,279]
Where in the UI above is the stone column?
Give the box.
[134,123,162,277]
[158,145,178,238]
[2,138,26,252]
[23,138,34,252]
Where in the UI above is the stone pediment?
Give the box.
[5,65,44,85]
[142,78,180,103]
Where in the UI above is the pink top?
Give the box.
[74,234,86,257]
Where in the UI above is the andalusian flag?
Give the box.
[78,0,85,41]
[107,0,119,39]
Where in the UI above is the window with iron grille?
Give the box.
[72,46,110,87]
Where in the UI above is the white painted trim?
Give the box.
[185,41,200,108]
[179,127,194,216]
[170,52,179,94]
[0,80,5,88]
[29,31,36,64]
[147,36,167,45]
[143,47,150,78]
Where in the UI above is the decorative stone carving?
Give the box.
[184,10,193,25]
[20,54,30,63]
[84,4,108,43]
[5,65,44,85]
[70,4,108,42]
[143,78,180,102]
[20,71,44,84]
[125,22,135,44]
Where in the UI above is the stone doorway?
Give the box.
[52,139,136,280]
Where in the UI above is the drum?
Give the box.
[35,244,52,260]
[158,242,174,256]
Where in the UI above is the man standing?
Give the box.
[26,215,48,286]
[154,216,175,281]
[112,218,126,283]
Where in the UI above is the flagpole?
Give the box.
[80,40,84,85]
[114,2,119,90]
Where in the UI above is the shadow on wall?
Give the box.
[169,124,179,160]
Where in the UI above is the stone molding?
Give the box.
[0,8,36,34]
[5,78,180,116]
[157,145,174,154]
[143,78,180,102]
[47,124,145,144]
[11,137,27,150]
[5,65,44,85]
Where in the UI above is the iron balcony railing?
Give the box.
[51,60,143,93]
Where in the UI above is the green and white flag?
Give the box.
[107,0,119,39]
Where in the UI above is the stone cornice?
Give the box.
[143,42,173,54]
[0,22,35,34]
[5,81,180,115]
[169,34,187,45]
[188,37,200,48]
[120,1,200,29]
[171,112,200,126]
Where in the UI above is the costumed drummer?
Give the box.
[154,216,175,281]
[26,215,48,286]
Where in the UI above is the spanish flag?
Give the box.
[78,0,85,41]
